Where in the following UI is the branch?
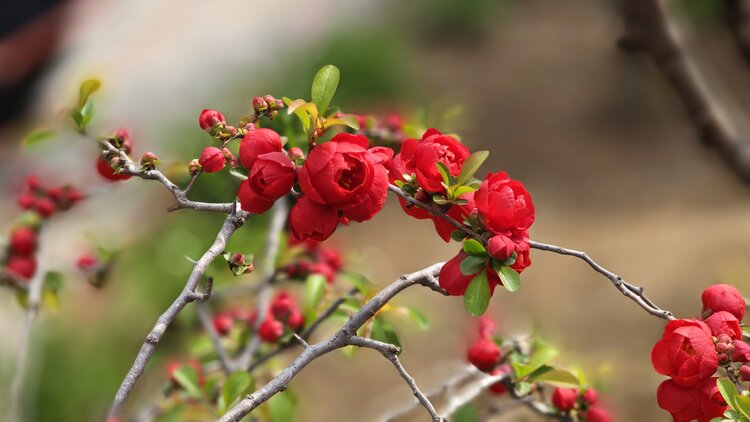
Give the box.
[106,207,248,419]
[387,184,675,321]
[196,301,233,374]
[219,263,446,422]
[618,0,750,183]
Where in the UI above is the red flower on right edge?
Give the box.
[651,284,749,421]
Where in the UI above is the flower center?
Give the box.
[336,160,365,191]
[679,338,695,355]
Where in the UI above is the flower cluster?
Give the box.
[551,387,610,422]
[97,129,133,181]
[255,292,305,343]
[283,238,343,283]
[4,177,84,283]
[651,284,749,421]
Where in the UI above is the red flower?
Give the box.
[552,388,578,411]
[651,319,718,387]
[702,284,745,321]
[6,256,36,280]
[18,194,36,209]
[10,227,37,256]
[97,157,131,181]
[35,198,56,218]
[511,238,531,273]
[239,128,283,170]
[270,292,295,321]
[237,152,295,214]
[77,255,98,271]
[288,310,305,331]
[488,234,516,261]
[258,317,284,342]
[467,338,500,372]
[389,128,469,193]
[733,340,750,362]
[584,406,612,422]
[704,311,742,340]
[289,197,339,242]
[741,365,750,381]
[198,147,226,173]
[488,368,508,395]
[297,134,389,223]
[656,377,726,422]
[475,172,534,234]
[438,251,500,296]
[198,109,225,131]
[212,313,234,335]
[582,388,598,405]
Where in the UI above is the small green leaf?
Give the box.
[453,185,477,197]
[77,79,101,108]
[305,274,327,312]
[229,167,249,181]
[734,395,750,419]
[457,150,489,185]
[530,369,580,387]
[451,230,467,242]
[432,195,449,205]
[463,270,490,316]
[268,390,297,422]
[407,308,429,331]
[338,114,360,130]
[453,403,480,422]
[463,239,487,257]
[718,378,739,411]
[22,130,55,147]
[435,162,451,187]
[173,366,203,398]
[220,371,252,412]
[460,255,485,276]
[311,65,340,116]
[513,342,559,379]
[498,266,521,292]
[515,381,533,396]
[371,318,402,353]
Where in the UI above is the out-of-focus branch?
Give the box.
[219,263,447,422]
[235,199,289,371]
[618,0,750,182]
[727,0,750,63]
[106,207,248,419]
[388,185,675,321]
[196,300,233,375]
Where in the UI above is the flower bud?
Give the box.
[230,253,245,266]
[212,313,234,336]
[140,151,159,170]
[288,147,304,162]
[6,255,37,280]
[252,97,268,113]
[552,387,578,412]
[222,147,235,162]
[467,338,501,372]
[719,352,731,364]
[733,340,750,362]
[198,147,226,173]
[258,317,284,342]
[188,159,202,175]
[582,388,598,405]
[97,156,131,182]
[488,234,515,261]
[716,341,733,354]
[77,254,98,271]
[27,175,42,191]
[198,109,225,131]
[35,198,56,218]
[114,128,133,153]
[740,365,750,381]
[18,194,36,209]
[702,284,745,321]
[271,293,295,321]
[488,368,508,395]
[10,227,37,256]
[288,310,305,331]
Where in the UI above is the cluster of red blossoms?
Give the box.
[551,387,610,422]
[283,237,343,283]
[4,177,84,282]
[212,291,304,343]
[97,129,134,181]
[652,284,748,421]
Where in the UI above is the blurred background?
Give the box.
[2,0,750,421]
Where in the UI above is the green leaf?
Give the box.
[530,369,580,387]
[220,371,252,413]
[432,195,449,205]
[305,274,327,313]
[515,381,533,396]
[77,79,101,108]
[453,403,480,422]
[310,65,340,116]
[463,239,487,257]
[513,343,559,379]
[324,115,360,130]
[42,271,64,311]
[735,395,750,419]
[22,130,55,147]
[173,366,203,398]
[498,266,521,293]
[717,378,739,411]
[457,150,489,185]
[268,390,297,422]
[463,270,490,317]
[460,255,485,276]
[229,166,249,181]
[407,308,429,331]
[453,185,477,197]
[435,162,451,187]
[371,318,402,353]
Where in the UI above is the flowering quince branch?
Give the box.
[218,263,446,422]
[196,300,234,374]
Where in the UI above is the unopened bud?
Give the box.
[140,151,159,170]
[252,97,268,113]
[188,159,202,176]
[288,147,304,162]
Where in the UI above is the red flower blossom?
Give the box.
[212,313,234,335]
[258,317,284,342]
[552,388,579,411]
[10,227,37,256]
[198,109,225,131]
[97,157,131,181]
[475,171,535,234]
[6,256,36,280]
[389,128,469,193]
[438,251,501,296]
[656,377,727,422]
[651,319,718,387]
[733,340,750,362]
[239,128,283,170]
[584,406,612,422]
[702,284,745,321]
[198,147,226,173]
[289,197,339,242]
[467,338,500,372]
[237,152,295,214]
[704,311,742,340]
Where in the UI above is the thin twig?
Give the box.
[219,263,446,422]
[196,302,233,374]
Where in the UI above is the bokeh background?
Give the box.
[2,0,750,421]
